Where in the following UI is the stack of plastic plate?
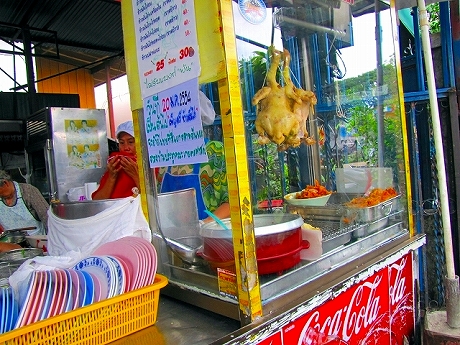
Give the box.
[9,236,158,330]
[0,286,19,334]
[93,236,157,292]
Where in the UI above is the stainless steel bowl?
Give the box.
[0,262,22,287]
[50,199,119,219]
[0,248,44,263]
[154,233,205,266]
[0,232,26,244]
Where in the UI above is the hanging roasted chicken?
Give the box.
[252,47,317,151]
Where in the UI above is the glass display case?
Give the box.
[122,0,424,338]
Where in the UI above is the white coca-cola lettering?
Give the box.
[342,275,381,340]
[389,257,407,307]
[299,275,383,343]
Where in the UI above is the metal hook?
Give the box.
[404,39,414,56]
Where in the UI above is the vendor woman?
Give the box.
[92,121,140,200]
[0,170,48,236]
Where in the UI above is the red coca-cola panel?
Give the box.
[258,252,416,345]
[389,253,414,345]
[283,270,390,344]
[257,331,282,345]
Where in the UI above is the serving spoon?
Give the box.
[204,210,230,231]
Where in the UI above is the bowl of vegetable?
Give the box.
[25,235,48,252]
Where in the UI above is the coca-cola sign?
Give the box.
[287,272,390,344]
[257,252,414,345]
[389,256,414,344]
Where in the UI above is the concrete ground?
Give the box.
[424,310,460,345]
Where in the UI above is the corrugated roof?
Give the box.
[0,0,125,87]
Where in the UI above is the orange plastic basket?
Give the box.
[0,274,168,345]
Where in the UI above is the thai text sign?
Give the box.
[144,78,207,167]
[132,0,200,98]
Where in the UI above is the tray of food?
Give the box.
[344,188,400,223]
[286,192,359,224]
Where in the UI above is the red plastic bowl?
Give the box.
[257,246,304,275]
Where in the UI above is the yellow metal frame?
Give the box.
[390,0,415,235]
[217,0,263,323]
[120,0,262,322]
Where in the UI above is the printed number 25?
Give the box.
[156,59,165,71]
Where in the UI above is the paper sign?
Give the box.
[132,0,201,98]
[144,78,208,167]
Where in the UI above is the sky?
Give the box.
[232,5,395,80]
[0,41,29,93]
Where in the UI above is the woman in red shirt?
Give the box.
[92,121,140,199]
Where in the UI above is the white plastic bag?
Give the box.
[47,195,151,258]
[67,186,86,202]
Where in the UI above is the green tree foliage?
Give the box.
[239,51,269,112]
[427,3,440,34]
[340,57,403,170]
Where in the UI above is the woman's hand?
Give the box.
[107,156,122,180]
[120,156,140,188]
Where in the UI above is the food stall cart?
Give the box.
[119,0,425,343]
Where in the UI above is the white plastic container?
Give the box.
[300,223,323,261]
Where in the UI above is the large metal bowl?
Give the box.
[50,199,119,219]
[0,231,26,244]
[155,234,205,266]
[0,262,22,287]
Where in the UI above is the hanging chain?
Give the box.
[428,108,446,305]
[324,118,336,191]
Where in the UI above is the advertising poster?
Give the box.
[143,77,207,167]
[283,270,391,344]
[65,119,101,169]
[253,253,416,345]
[388,254,414,344]
[132,0,200,98]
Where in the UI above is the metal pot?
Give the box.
[200,214,307,274]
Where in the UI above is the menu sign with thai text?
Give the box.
[144,78,207,167]
[132,0,200,98]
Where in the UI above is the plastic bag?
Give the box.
[47,195,151,258]
[67,187,86,202]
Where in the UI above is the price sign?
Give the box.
[143,78,208,167]
[132,0,200,97]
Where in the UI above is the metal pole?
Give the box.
[105,64,116,139]
[375,1,385,167]
[417,0,455,280]
[417,0,460,327]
